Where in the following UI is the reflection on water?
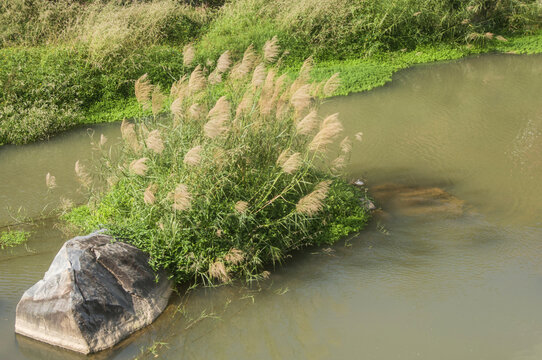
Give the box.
[1,54,542,360]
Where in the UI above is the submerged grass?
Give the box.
[0,230,30,249]
[65,42,370,285]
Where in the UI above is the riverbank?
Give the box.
[1,0,540,145]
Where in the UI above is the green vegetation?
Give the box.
[1,0,541,145]
[0,230,30,249]
[65,45,370,284]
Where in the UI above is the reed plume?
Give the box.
[235,200,249,213]
[299,57,314,83]
[208,69,222,85]
[251,63,266,88]
[259,69,276,115]
[309,113,343,152]
[209,261,230,283]
[144,184,157,205]
[145,130,164,154]
[204,96,230,138]
[331,155,347,172]
[135,74,152,108]
[151,86,166,116]
[183,44,195,67]
[281,152,302,174]
[323,73,340,97]
[75,160,92,188]
[45,172,57,190]
[188,65,206,93]
[189,103,205,120]
[236,91,253,118]
[120,119,141,152]
[184,145,202,166]
[296,110,319,135]
[99,134,107,147]
[231,44,256,79]
[296,180,332,216]
[354,132,363,142]
[129,157,148,176]
[172,183,191,211]
[224,248,244,265]
[170,97,183,119]
[59,197,74,212]
[263,36,280,63]
[216,50,231,73]
[339,136,352,154]
[277,149,289,167]
[291,84,312,112]
[169,75,187,98]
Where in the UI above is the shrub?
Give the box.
[66,42,369,285]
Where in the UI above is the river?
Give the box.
[1,53,542,359]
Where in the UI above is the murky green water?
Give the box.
[2,54,542,360]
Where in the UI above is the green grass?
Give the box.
[0,0,540,145]
[0,230,30,249]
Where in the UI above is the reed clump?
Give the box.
[65,41,370,285]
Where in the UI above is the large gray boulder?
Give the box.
[15,231,172,354]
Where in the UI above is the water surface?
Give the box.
[1,54,542,360]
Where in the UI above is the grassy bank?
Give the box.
[1,0,541,145]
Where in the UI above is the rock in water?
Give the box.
[15,231,172,354]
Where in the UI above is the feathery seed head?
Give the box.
[251,63,266,88]
[75,160,92,188]
[135,74,152,107]
[216,50,231,73]
[231,44,256,79]
[323,73,340,97]
[263,36,280,63]
[188,103,205,120]
[331,155,347,173]
[144,183,157,205]
[236,91,253,118]
[59,197,74,212]
[46,172,57,190]
[170,97,183,119]
[129,157,148,176]
[209,261,230,283]
[204,96,231,138]
[208,69,222,85]
[296,180,332,216]
[151,86,166,116]
[308,113,343,152]
[99,134,107,147]
[145,130,164,154]
[296,110,319,135]
[281,152,302,174]
[235,200,249,213]
[299,57,314,82]
[188,65,206,93]
[184,145,202,166]
[291,84,312,112]
[120,119,141,152]
[277,149,289,167]
[355,132,363,142]
[172,183,191,211]
[183,44,196,67]
[224,248,245,265]
[340,136,352,154]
